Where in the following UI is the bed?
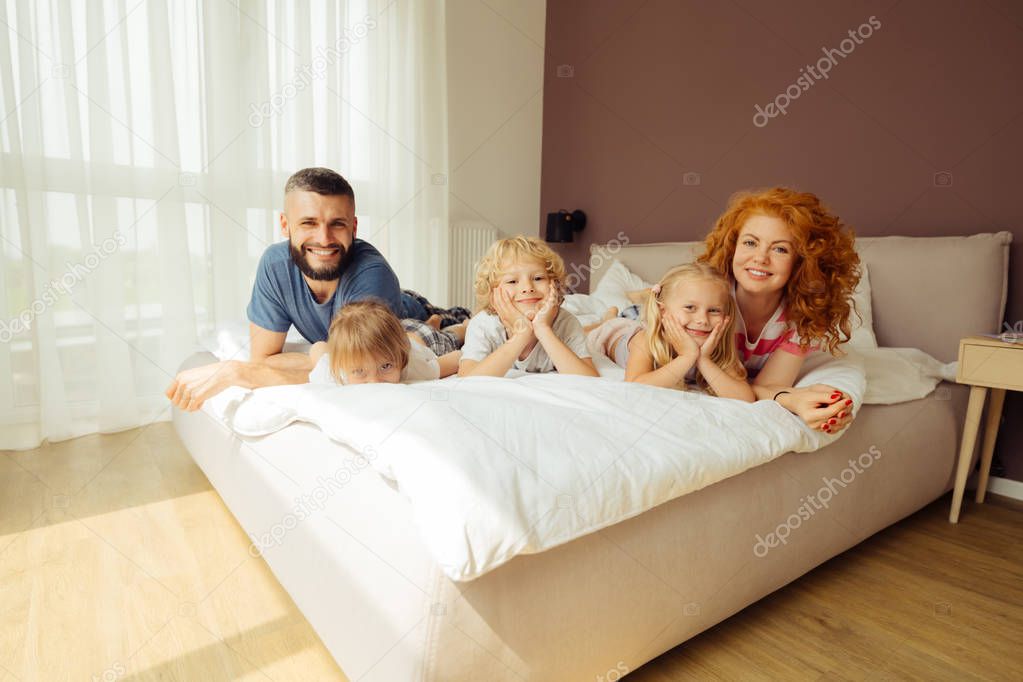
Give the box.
[172,231,1011,681]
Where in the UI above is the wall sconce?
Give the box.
[545,209,586,243]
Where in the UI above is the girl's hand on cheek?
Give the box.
[701,317,729,358]
[665,313,699,358]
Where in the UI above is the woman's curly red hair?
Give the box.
[698,187,861,355]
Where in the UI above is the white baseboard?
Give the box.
[985,476,1023,502]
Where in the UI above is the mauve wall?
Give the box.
[539,0,1022,480]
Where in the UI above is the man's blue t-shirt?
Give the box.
[247,239,416,343]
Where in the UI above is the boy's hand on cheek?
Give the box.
[493,288,532,338]
[532,287,561,331]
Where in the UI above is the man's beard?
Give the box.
[289,241,353,281]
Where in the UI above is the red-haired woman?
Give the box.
[699,188,861,434]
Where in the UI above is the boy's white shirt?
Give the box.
[460,308,590,374]
[308,342,440,384]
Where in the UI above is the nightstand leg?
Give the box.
[975,388,1006,504]
[950,385,987,523]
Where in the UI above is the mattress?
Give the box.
[172,352,971,681]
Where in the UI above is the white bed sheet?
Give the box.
[199,315,953,582]
[173,406,438,681]
[203,356,868,581]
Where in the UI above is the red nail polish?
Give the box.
[823,425,830,432]
[830,393,840,399]
[844,399,852,405]
[828,418,837,425]
[838,411,846,418]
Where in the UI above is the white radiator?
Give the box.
[450,221,498,310]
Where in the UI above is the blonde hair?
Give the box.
[326,300,410,383]
[473,235,567,313]
[641,262,746,394]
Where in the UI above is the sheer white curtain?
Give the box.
[0,0,449,449]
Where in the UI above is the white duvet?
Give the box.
[198,345,960,582]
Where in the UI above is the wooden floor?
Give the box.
[1,422,1021,681]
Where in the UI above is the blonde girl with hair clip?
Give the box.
[589,263,754,400]
[308,300,460,385]
[458,235,598,378]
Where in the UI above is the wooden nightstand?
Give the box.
[949,335,1023,522]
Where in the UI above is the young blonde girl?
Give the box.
[589,263,754,400]
[309,300,459,384]
[458,235,598,378]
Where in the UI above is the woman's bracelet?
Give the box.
[773,390,791,402]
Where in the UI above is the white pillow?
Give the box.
[590,259,653,312]
[199,321,312,361]
[561,293,606,327]
[844,264,878,350]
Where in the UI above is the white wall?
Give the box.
[446,0,546,238]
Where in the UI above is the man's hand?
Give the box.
[492,288,533,338]
[166,360,244,412]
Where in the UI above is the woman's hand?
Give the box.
[776,383,854,434]
[492,288,532,338]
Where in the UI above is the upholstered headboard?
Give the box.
[589,232,1012,363]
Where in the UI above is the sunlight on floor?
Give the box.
[0,422,344,681]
